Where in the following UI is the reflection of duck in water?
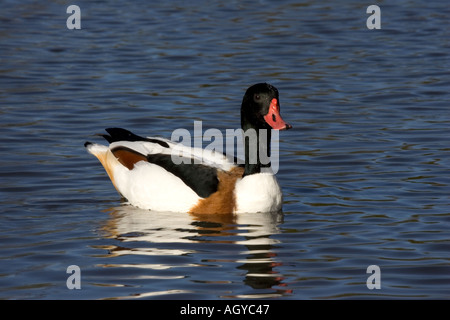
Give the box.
[100,206,291,298]
[102,206,283,244]
[85,83,291,214]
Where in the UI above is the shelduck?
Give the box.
[85,83,292,214]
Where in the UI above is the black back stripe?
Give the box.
[146,154,218,199]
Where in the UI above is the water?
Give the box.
[0,0,449,300]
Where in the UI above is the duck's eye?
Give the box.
[254,94,260,101]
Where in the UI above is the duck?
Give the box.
[84,83,292,214]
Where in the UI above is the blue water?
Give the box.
[1,0,449,299]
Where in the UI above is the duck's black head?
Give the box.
[241,83,292,131]
[240,83,292,176]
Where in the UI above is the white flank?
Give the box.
[113,160,201,212]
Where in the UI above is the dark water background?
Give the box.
[0,0,449,299]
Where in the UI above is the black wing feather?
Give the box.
[103,128,169,148]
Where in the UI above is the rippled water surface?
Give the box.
[1,0,449,299]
